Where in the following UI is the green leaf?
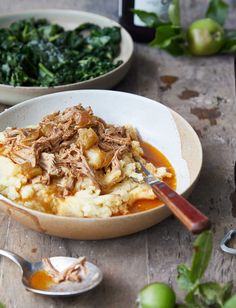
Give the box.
[190,230,213,283]
[198,281,233,306]
[224,30,236,40]
[168,0,181,26]
[221,30,236,53]
[206,0,229,26]
[0,303,5,308]
[150,25,186,56]
[185,285,212,307]
[224,294,236,308]
[221,282,234,302]
[182,289,202,306]
[131,9,164,28]
[177,264,193,291]
[185,283,232,307]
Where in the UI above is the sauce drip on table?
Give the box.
[128,141,176,214]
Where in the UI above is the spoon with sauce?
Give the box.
[0,249,103,296]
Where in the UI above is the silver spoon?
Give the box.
[0,249,103,296]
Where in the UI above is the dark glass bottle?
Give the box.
[118,0,171,42]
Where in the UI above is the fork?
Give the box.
[135,159,211,234]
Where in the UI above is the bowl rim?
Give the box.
[0,9,134,90]
[0,89,203,221]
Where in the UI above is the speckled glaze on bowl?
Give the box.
[0,90,202,239]
[0,10,134,105]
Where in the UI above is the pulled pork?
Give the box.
[42,256,86,283]
[0,105,134,195]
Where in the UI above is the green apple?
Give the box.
[137,282,176,308]
[187,18,225,56]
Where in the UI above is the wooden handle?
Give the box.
[151,182,211,234]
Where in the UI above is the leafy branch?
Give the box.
[177,231,235,307]
[138,231,236,307]
[133,0,236,56]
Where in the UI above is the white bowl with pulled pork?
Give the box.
[0,90,202,239]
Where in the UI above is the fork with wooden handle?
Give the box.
[136,159,211,234]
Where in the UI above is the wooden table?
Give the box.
[0,1,236,307]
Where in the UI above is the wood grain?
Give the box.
[0,0,236,307]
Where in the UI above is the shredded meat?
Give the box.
[42,256,86,283]
[39,153,62,177]
[95,122,131,159]
[0,104,134,195]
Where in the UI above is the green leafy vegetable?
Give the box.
[206,0,229,26]
[0,18,122,87]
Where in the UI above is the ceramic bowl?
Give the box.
[0,90,202,239]
[0,10,133,105]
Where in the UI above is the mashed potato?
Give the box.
[0,105,173,218]
[0,153,170,218]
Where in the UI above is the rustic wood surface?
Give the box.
[0,1,236,307]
